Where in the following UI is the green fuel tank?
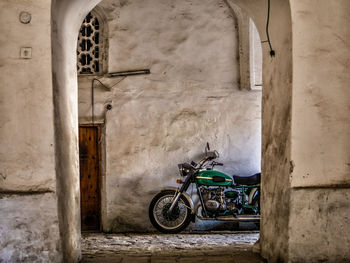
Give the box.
[196,170,233,186]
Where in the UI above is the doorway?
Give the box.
[51,0,293,261]
[79,125,101,231]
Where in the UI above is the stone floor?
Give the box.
[81,231,264,263]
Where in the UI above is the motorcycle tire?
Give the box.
[149,190,192,234]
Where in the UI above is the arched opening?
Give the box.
[51,0,292,262]
[77,8,108,232]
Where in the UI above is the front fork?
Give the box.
[168,173,192,214]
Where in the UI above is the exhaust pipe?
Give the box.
[215,215,260,222]
[196,205,260,222]
[196,214,260,222]
[197,215,260,223]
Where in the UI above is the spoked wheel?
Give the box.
[149,190,192,233]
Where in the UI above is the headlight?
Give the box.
[178,164,186,177]
[178,163,192,176]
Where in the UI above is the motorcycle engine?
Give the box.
[200,187,239,213]
[205,200,220,211]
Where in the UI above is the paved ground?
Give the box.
[81,232,264,263]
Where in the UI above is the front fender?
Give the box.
[157,186,195,213]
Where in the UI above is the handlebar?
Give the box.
[185,149,221,170]
[191,161,197,167]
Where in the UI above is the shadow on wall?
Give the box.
[76,0,262,233]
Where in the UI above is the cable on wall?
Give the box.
[91,77,126,125]
[90,69,150,125]
[266,0,275,57]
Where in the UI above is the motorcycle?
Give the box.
[149,143,261,233]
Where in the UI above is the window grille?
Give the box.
[77,12,101,75]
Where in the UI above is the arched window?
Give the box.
[228,3,262,91]
[77,12,103,75]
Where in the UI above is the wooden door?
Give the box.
[79,126,101,231]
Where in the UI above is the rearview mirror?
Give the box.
[205,142,210,156]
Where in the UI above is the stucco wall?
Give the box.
[0,0,55,192]
[289,188,350,263]
[0,0,62,261]
[78,0,262,232]
[290,0,350,188]
[288,1,350,262]
[0,193,61,262]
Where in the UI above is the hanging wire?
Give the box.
[266,0,275,57]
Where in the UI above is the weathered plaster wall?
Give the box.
[235,0,350,261]
[0,193,61,262]
[78,0,262,232]
[288,1,350,262]
[228,1,292,262]
[0,0,55,192]
[289,189,350,263]
[0,0,62,261]
[290,0,350,188]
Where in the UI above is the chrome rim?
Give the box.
[153,194,188,230]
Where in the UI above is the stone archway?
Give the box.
[51,0,293,262]
[51,1,102,261]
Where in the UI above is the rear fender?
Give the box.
[157,186,195,213]
[248,187,259,204]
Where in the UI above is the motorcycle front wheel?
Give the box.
[149,190,192,234]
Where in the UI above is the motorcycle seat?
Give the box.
[232,173,261,185]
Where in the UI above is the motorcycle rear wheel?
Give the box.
[149,190,192,234]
